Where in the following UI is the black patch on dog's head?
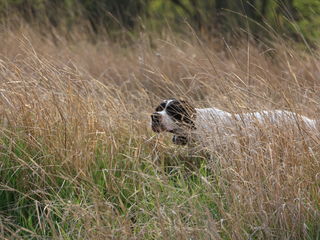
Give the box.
[151,99,196,135]
[155,101,166,112]
[165,99,196,130]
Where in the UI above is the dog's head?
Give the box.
[151,99,196,136]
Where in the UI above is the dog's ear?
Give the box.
[179,99,196,129]
[179,99,196,115]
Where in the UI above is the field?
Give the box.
[0,24,320,239]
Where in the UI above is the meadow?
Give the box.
[0,23,319,239]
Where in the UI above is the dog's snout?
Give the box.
[151,113,161,122]
[151,113,163,133]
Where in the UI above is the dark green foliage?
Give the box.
[0,0,319,43]
[78,0,148,33]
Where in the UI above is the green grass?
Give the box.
[0,132,227,239]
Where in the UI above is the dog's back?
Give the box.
[193,108,317,150]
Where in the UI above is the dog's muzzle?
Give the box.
[151,113,164,132]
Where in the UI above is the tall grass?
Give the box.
[0,24,319,239]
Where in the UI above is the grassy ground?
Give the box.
[0,24,320,239]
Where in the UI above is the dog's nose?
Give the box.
[151,113,162,133]
[151,113,161,122]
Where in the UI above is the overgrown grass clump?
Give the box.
[0,25,319,239]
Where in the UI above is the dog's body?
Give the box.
[196,107,316,132]
[151,99,317,147]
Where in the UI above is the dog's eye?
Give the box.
[155,102,166,112]
[166,105,183,120]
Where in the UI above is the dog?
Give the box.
[151,99,317,147]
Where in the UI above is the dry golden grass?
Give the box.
[0,24,319,239]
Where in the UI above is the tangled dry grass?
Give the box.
[0,24,319,239]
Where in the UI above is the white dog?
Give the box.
[151,99,317,146]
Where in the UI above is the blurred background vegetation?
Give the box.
[0,1,319,239]
[0,0,319,45]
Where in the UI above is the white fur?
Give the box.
[157,108,176,132]
[195,108,316,130]
[155,100,177,132]
[192,107,317,147]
